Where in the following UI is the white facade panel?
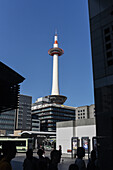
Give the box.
[56,127,75,153]
[56,122,96,155]
[76,125,96,150]
[76,125,96,138]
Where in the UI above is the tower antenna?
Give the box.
[55,29,57,35]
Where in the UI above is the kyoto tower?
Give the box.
[47,33,67,104]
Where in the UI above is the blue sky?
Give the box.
[0,0,94,107]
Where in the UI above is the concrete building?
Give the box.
[56,119,96,157]
[32,114,40,131]
[0,94,32,135]
[88,1,113,169]
[0,109,16,135]
[32,97,75,132]
[89,104,95,118]
[75,104,95,120]
[16,94,32,131]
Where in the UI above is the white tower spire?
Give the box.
[48,33,67,104]
[52,34,59,95]
[48,33,64,95]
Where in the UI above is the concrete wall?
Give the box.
[89,104,95,118]
[56,121,75,154]
[56,119,96,155]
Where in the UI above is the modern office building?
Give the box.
[75,104,95,120]
[16,94,32,131]
[0,94,32,135]
[32,97,75,132]
[32,114,40,131]
[0,109,16,135]
[88,1,113,169]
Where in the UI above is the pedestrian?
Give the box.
[49,145,60,170]
[59,145,62,163]
[0,148,3,161]
[37,148,50,170]
[0,141,17,170]
[69,164,79,170]
[23,149,38,170]
[87,150,100,170]
[75,147,86,170]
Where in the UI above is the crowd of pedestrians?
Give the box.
[22,146,100,170]
[0,142,100,170]
[23,144,61,170]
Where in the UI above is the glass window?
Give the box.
[105,35,110,42]
[107,51,112,58]
[108,60,113,66]
[104,27,110,35]
[106,43,111,50]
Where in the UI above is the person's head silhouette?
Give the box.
[2,141,16,161]
[77,147,85,159]
[37,148,44,158]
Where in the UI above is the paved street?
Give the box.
[11,151,88,170]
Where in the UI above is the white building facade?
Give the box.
[56,118,96,156]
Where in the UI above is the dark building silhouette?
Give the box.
[88,1,113,169]
[0,61,25,135]
[0,61,25,113]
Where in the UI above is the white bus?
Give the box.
[0,137,33,152]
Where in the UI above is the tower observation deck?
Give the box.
[47,33,67,104]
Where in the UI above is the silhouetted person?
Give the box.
[41,146,45,156]
[37,148,50,170]
[87,150,100,170]
[75,147,86,170]
[37,143,40,149]
[49,145,60,170]
[0,141,16,170]
[58,145,62,163]
[69,164,79,170]
[0,148,3,161]
[23,149,38,170]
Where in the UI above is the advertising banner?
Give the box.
[81,137,89,153]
